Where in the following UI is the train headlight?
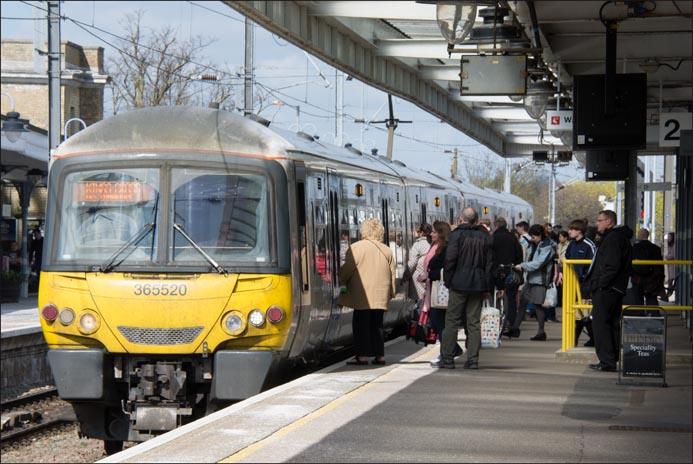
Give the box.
[59,307,75,326]
[78,310,100,334]
[248,309,265,327]
[222,311,245,335]
[266,306,285,324]
[41,304,59,323]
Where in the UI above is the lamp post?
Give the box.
[533,150,571,224]
[63,117,87,140]
[1,92,29,142]
[1,92,39,298]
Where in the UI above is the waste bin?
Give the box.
[619,306,667,387]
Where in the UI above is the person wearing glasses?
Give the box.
[586,210,633,372]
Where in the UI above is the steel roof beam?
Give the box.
[307,1,436,20]
[225,1,506,156]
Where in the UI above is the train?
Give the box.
[38,106,532,452]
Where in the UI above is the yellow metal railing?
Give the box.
[561,259,693,352]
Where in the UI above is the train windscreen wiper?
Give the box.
[173,223,228,275]
[99,223,155,273]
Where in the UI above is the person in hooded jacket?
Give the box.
[587,210,633,372]
[513,224,555,341]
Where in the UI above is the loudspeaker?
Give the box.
[585,150,629,181]
[573,74,647,150]
[533,151,548,163]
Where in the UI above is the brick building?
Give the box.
[1,39,109,136]
[1,39,109,283]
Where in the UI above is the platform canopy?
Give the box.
[225,1,692,158]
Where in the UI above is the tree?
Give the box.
[107,11,234,113]
[463,154,505,191]
[462,159,619,228]
[555,181,616,227]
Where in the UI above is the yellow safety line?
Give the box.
[220,347,436,463]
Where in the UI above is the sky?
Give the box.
[1,0,580,184]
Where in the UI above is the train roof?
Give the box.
[271,126,457,190]
[54,106,294,159]
[54,106,460,193]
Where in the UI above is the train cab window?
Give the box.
[170,169,272,264]
[56,169,159,263]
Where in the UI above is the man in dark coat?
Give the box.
[434,207,494,370]
[492,217,523,335]
[630,228,665,307]
[587,210,633,372]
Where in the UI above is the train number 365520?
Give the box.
[133,283,188,296]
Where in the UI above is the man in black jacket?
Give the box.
[630,228,665,307]
[587,210,633,372]
[434,207,494,370]
[492,217,523,336]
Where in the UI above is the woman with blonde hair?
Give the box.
[339,218,396,365]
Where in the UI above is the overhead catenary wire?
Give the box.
[6,0,502,160]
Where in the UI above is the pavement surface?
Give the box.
[0,294,41,337]
[4,295,691,463]
[99,312,692,464]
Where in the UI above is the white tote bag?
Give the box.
[430,270,449,309]
[543,284,558,308]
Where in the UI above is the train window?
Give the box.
[56,168,160,263]
[314,205,327,225]
[339,229,349,266]
[170,169,272,264]
[314,227,330,282]
[357,209,366,224]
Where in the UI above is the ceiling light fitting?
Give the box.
[436,2,478,44]
[523,79,555,120]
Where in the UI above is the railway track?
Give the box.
[1,388,59,411]
[1,388,77,448]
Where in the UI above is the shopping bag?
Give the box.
[430,270,449,309]
[543,284,557,307]
[481,298,502,349]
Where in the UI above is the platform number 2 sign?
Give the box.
[659,112,692,147]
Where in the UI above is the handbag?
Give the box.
[406,307,437,346]
[430,270,449,309]
[543,283,557,308]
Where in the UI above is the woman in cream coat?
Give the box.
[339,218,396,366]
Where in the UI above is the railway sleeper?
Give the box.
[1,411,43,431]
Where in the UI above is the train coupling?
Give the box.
[132,404,192,431]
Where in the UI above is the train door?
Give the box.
[322,170,348,349]
[384,182,407,325]
[303,170,333,354]
[288,164,314,358]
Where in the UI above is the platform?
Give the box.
[100,315,692,463]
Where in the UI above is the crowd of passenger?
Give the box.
[338,208,675,372]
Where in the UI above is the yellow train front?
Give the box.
[39,108,298,451]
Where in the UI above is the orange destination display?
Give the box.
[73,182,156,204]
